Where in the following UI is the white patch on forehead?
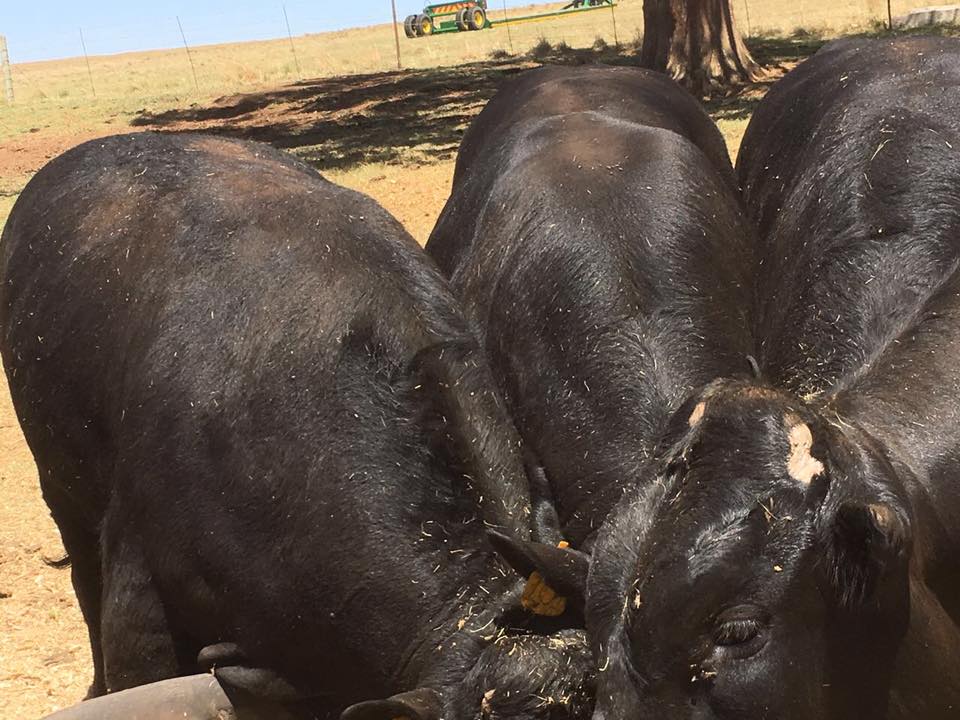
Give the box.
[688,401,706,427]
[786,416,824,485]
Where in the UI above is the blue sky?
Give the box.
[5,0,541,63]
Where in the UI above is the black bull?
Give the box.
[1,132,594,720]
[426,64,751,548]
[735,36,960,718]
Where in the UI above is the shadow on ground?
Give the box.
[132,44,652,170]
[131,41,650,173]
[132,24,960,174]
[133,58,534,172]
[131,31,813,175]
[707,23,960,123]
[128,36,810,174]
[703,28,828,124]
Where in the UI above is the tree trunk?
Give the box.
[641,0,765,96]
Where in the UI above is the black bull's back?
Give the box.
[738,36,960,403]
[426,65,755,545]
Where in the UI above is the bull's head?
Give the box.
[501,379,912,719]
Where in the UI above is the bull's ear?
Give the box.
[341,688,443,720]
[487,530,588,615]
[829,500,910,607]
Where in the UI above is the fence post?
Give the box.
[0,35,13,104]
[390,0,403,70]
[283,6,303,80]
[79,28,97,97]
[176,16,200,92]
[610,2,619,47]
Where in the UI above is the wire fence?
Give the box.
[0,0,932,106]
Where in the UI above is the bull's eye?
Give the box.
[714,618,761,646]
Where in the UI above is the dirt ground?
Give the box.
[0,129,101,719]
[0,32,853,718]
[0,364,91,717]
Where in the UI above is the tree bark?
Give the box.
[641,0,765,96]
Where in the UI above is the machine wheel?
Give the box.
[416,13,434,36]
[466,6,487,30]
[456,7,470,31]
[403,15,417,38]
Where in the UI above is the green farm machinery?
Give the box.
[402,0,615,38]
[404,1,491,37]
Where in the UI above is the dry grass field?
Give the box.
[0,1,957,716]
[0,0,926,230]
[3,0,910,106]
